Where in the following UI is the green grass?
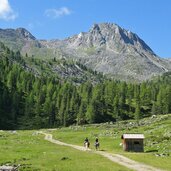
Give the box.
[50,114,171,170]
[0,114,170,170]
[0,130,131,171]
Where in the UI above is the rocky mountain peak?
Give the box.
[66,23,154,55]
[89,23,123,38]
[90,23,101,33]
[90,23,119,32]
[88,23,153,53]
[1,23,171,82]
[16,28,36,41]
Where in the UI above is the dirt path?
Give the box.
[38,131,163,171]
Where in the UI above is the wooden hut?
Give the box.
[121,134,144,152]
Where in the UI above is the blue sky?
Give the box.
[0,0,170,57]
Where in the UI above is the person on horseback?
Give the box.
[84,137,90,148]
[94,137,100,150]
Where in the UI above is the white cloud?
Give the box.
[0,0,18,21]
[45,7,72,18]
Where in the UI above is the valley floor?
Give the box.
[39,131,164,171]
[0,114,170,170]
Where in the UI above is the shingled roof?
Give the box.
[121,134,145,139]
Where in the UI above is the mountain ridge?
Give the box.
[0,23,171,81]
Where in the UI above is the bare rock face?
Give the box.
[64,23,154,53]
[0,23,171,81]
[16,28,36,41]
[0,28,35,41]
[0,27,40,54]
[48,23,170,81]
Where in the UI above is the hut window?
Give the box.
[134,141,140,145]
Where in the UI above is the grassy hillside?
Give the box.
[49,114,171,170]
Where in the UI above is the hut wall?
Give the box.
[124,139,144,152]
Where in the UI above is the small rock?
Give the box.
[11,131,17,134]
[61,157,69,160]
[0,165,17,171]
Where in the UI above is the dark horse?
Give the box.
[94,142,100,150]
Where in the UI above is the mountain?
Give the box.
[0,42,104,84]
[0,40,171,129]
[0,23,171,81]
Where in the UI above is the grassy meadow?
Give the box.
[0,114,170,170]
[50,114,171,170]
[0,130,131,171]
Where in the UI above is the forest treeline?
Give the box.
[0,42,171,129]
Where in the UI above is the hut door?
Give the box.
[134,141,141,152]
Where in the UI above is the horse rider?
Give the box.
[84,137,90,148]
[94,137,100,149]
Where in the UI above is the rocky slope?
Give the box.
[0,23,171,81]
[0,42,103,84]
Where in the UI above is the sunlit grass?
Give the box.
[51,114,171,170]
[0,130,130,171]
[0,114,170,170]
